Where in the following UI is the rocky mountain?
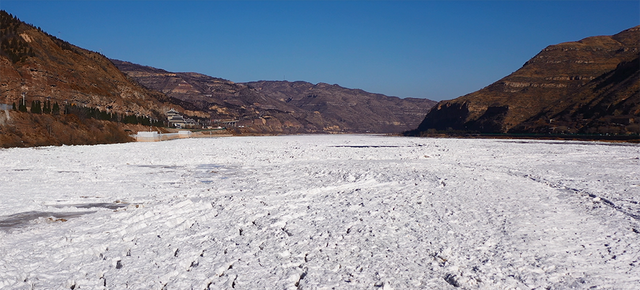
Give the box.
[244,81,436,133]
[409,26,640,136]
[111,60,299,130]
[0,11,177,147]
[113,60,436,134]
[511,55,639,135]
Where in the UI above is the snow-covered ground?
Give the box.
[0,135,639,289]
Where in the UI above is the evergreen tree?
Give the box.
[18,99,27,112]
[30,100,42,114]
[52,102,60,115]
[43,100,51,114]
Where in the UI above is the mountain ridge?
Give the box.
[113,59,436,134]
[408,25,640,136]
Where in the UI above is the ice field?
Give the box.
[0,135,639,289]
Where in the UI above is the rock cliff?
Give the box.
[410,26,639,135]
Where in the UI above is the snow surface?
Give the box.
[0,135,639,289]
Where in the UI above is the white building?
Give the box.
[166,109,196,128]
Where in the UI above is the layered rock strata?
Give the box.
[411,26,639,135]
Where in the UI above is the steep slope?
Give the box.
[511,56,639,134]
[113,60,436,133]
[411,26,639,135]
[0,11,176,146]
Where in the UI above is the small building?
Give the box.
[184,117,197,127]
[169,115,187,128]
[166,108,196,128]
[166,108,180,117]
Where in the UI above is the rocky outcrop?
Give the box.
[113,60,437,134]
[511,56,639,135]
[410,26,640,135]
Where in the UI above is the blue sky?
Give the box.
[1,1,638,101]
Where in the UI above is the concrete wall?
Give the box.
[136,131,192,142]
[136,132,161,142]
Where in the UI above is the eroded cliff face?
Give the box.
[412,26,640,135]
[511,56,640,135]
[113,60,437,134]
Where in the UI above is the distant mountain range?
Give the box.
[408,26,639,136]
[112,60,436,134]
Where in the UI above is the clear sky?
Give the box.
[1,1,638,101]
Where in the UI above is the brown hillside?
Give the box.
[0,17,173,117]
[0,110,132,147]
[246,81,437,133]
[412,26,639,135]
[0,11,178,147]
[510,56,639,135]
[113,60,437,134]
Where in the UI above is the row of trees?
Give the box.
[14,99,60,114]
[12,98,163,126]
[64,104,164,126]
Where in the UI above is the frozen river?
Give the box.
[0,135,639,289]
